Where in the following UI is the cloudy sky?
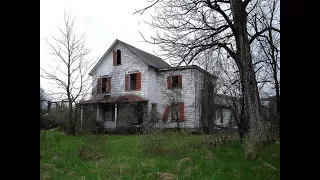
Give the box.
[40,0,162,97]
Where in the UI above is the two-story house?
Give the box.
[80,39,234,132]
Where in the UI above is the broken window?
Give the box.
[125,72,141,92]
[151,103,157,112]
[97,76,111,94]
[172,75,178,88]
[171,104,180,122]
[101,77,108,93]
[130,73,137,90]
[116,50,121,64]
[216,109,223,123]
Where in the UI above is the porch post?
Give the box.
[97,104,100,122]
[114,103,117,128]
[80,105,83,130]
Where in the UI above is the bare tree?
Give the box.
[135,0,280,142]
[41,11,92,135]
[249,0,280,134]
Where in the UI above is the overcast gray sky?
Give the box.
[40,0,162,96]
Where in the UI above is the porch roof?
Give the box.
[79,94,148,104]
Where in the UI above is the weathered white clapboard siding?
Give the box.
[146,67,159,112]
[91,43,149,99]
[154,68,199,130]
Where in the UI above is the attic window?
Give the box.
[117,50,121,64]
[113,50,121,65]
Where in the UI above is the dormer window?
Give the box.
[113,49,121,65]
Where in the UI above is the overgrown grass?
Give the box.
[40,130,280,180]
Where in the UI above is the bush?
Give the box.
[41,108,68,130]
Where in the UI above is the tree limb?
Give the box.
[249,26,280,44]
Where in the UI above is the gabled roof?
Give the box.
[119,40,171,69]
[89,39,171,76]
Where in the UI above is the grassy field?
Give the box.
[40,130,280,180]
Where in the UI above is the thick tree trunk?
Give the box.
[230,0,268,142]
[67,100,75,135]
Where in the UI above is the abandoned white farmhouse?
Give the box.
[80,39,234,132]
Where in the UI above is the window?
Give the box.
[104,105,114,121]
[216,109,223,123]
[167,75,182,89]
[130,73,137,90]
[116,50,121,64]
[171,104,180,122]
[97,76,111,94]
[113,49,121,65]
[172,75,179,88]
[151,103,157,112]
[101,77,108,93]
[125,72,141,92]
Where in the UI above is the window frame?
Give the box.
[116,49,121,65]
[170,103,180,122]
[101,77,108,93]
[98,76,111,94]
[129,73,137,91]
[171,75,179,88]
[216,109,223,124]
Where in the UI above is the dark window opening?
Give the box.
[151,103,157,112]
[172,75,178,88]
[216,109,223,123]
[101,77,108,93]
[117,50,121,64]
[103,105,114,122]
[130,73,137,90]
[171,104,180,122]
[133,103,143,124]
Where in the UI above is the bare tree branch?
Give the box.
[133,0,161,15]
[249,26,280,44]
